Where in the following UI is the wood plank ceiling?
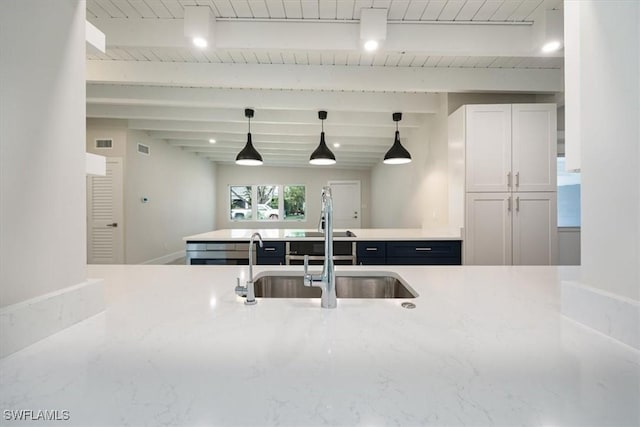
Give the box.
[86,0,564,168]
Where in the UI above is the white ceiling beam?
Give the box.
[86,84,439,113]
[202,155,377,166]
[87,60,562,93]
[185,147,387,158]
[160,133,392,145]
[85,104,425,127]
[89,18,557,57]
[169,139,393,149]
[209,159,373,170]
[129,119,414,138]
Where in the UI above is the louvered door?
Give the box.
[87,158,123,263]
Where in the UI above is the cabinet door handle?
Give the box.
[516,197,520,212]
[264,247,276,252]
[515,172,520,187]
[416,247,432,251]
[507,172,512,188]
[365,248,378,251]
[508,197,512,212]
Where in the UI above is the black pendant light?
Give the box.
[235,108,263,166]
[383,112,412,165]
[309,110,336,165]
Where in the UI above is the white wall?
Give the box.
[0,0,87,306]
[86,118,127,157]
[370,94,450,229]
[125,130,216,263]
[215,165,370,229]
[566,0,639,301]
[86,119,216,264]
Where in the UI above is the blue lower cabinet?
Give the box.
[256,242,286,265]
[386,241,462,265]
[356,241,386,265]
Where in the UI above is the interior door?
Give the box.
[465,193,512,265]
[328,180,361,229]
[87,158,124,264]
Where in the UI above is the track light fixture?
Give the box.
[309,110,336,165]
[235,108,263,166]
[383,112,412,165]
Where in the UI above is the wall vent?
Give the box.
[95,138,113,149]
[137,143,150,155]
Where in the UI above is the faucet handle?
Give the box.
[235,277,247,297]
[303,254,312,286]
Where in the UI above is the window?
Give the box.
[230,186,252,220]
[284,185,305,220]
[257,185,279,220]
[557,157,581,227]
[229,185,305,221]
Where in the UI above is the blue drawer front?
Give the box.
[387,241,461,263]
[257,242,285,258]
[356,241,386,258]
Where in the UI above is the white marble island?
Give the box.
[1,264,638,426]
[184,227,462,241]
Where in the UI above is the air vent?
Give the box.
[137,143,150,156]
[95,138,113,149]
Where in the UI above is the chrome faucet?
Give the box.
[303,186,337,308]
[235,232,263,305]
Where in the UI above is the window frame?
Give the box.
[229,184,306,222]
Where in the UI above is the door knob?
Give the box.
[106,223,118,227]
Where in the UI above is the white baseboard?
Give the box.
[0,279,105,358]
[561,280,639,350]
[142,250,185,265]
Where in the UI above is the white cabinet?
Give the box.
[465,104,512,193]
[511,192,557,265]
[465,104,557,193]
[465,192,558,265]
[511,104,557,192]
[449,103,558,265]
[465,193,512,265]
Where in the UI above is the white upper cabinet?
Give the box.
[465,104,512,192]
[464,103,557,193]
[512,104,557,192]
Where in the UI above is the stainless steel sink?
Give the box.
[253,272,417,299]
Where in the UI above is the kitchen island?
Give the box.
[184,228,463,266]
[1,264,638,426]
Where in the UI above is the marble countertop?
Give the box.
[184,227,462,241]
[1,264,639,426]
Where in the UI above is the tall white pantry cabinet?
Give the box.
[448,104,558,265]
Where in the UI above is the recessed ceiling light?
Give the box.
[193,37,207,48]
[333,143,340,148]
[209,138,216,144]
[541,40,561,53]
[364,40,379,52]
